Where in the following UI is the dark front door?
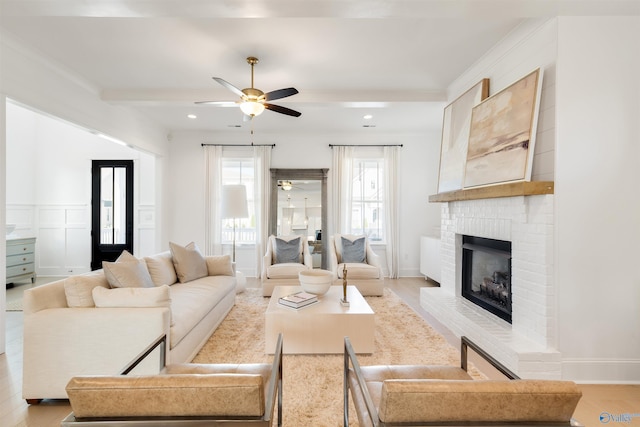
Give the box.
[91,160,134,270]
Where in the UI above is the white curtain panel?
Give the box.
[253,145,271,278]
[204,145,224,255]
[384,146,400,278]
[330,145,353,235]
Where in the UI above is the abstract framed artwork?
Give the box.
[463,68,544,188]
[436,78,490,193]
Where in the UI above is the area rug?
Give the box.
[193,287,484,426]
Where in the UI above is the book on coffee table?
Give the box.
[278,291,318,309]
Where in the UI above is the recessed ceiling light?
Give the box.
[363,114,373,120]
[187,114,197,119]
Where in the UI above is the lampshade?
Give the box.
[240,101,265,117]
[221,185,249,219]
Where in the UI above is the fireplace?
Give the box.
[462,235,512,323]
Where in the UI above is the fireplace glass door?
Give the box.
[462,236,512,323]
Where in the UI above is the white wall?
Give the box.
[1,33,169,349]
[450,18,558,182]
[6,102,159,276]
[555,16,640,382]
[447,16,640,382]
[1,95,7,354]
[167,129,442,277]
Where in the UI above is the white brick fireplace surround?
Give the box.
[420,194,561,379]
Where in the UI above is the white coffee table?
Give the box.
[265,285,375,354]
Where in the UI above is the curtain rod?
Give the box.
[328,144,403,148]
[201,143,276,147]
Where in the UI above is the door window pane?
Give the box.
[100,167,127,245]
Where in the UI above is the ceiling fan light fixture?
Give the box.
[240,101,265,117]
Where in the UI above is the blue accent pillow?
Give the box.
[274,237,301,264]
[341,236,366,263]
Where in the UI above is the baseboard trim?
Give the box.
[562,359,640,383]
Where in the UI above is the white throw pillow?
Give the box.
[144,251,178,286]
[92,285,171,307]
[103,257,155,289]
[169,241,208,283]
[64,271,110,308]
[205,255,234,276]
[92,285,173,325]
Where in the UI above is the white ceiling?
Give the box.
[1,0,637,135]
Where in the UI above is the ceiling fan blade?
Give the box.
[213,77,245,98]
[194,100,237,106]
[264,103,302,117]
[264,87,299,102]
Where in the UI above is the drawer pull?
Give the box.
[23,247,28,251]
[23,267,27,271]
[23,257,27,261]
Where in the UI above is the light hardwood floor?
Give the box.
[2,277,639,426]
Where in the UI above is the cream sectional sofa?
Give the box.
[22,243,237,403]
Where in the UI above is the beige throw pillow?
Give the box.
[144,251,178,286]
[205,255,234,276]
[64,271,110,308]
[116,250,138,262]
[103,253,155,289]
[169,241,208,283]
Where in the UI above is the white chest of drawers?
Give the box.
[6,237,37,286]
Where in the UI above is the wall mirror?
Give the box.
[270,169,328,269]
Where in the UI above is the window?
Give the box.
[221,157,256,244]
[351,157,384,242]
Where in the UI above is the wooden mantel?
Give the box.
[429,181,554,203]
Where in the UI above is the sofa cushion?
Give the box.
[267,263,308,279]
[274,237,301,264]
[103,257,155,288]
[206,255,234,276]
[169,275,236,348]
[337,262,380,279]
[341,236,366,263]
[144,251,177,286]
[170,241,208,283]
[64,271,110,308]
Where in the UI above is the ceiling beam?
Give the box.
[100,88,446,106]
[2,0,638,18]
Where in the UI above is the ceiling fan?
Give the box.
[196,56,301,119]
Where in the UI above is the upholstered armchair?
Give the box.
[329,234,383,296]
[344,335,583,427]
[261,235,313,296]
